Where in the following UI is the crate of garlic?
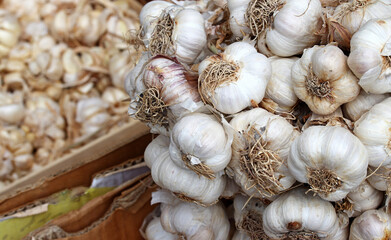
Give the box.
[125,0,391,239]
[0,0,152,198]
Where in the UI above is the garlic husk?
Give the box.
[261,57,299,114]
[145,217,177,240]
[0,91,25,124]
[0,10,22,57]
[198,41,271,114]
[229,108,298,199]
[169,113,232,179]
[337,180,384,218]
[302,107,353,131]
[288,126,368,201]
[152,189,230,240]
[263,187,346,239]
[349,209,391,240]
[343,90,391,121]
[347,18,391,94]
[140,2,207,64]
[292,44,360,115]
[353,97,391,167]
[145,135,226,205]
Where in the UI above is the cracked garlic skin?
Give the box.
[263,187,347,240]
[198,42,271,114]
[140,1,207,64]
[145,217,177,240]
[288,126,368,201]
[348,18,391,94]
[0,10,21,58]
[169,113,232,178]
[354,97,391,168]
[349,209,391,240]
[145,135,226,205]
[292,44,360,115]
[229,108,298,199]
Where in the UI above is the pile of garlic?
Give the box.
[0,0,142,186]
[131,0,391,239]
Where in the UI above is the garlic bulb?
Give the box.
[169,113,232,179]
[145,217,177,240]
[229,108,298,198]
[302,108,353,130]
[145,135,226,205]
[348,18,391,94]
[292,44,360,115]
[263,187,348,239]
[221,177,240,199]
[288,126,368,201]
[367,165,391,192]
[198,42,271,114]
[337,180,383,218]
[0,91,25,125]
[109,50,136,89]
[0,147,14,180]
[140,1,207,64]
[353,97,391,167]
[124,52,149,99]
[228,0,322,56]
[343,90,390,121]
[349,209,391,240]
[0,10,21,57]
[261,57,298,115]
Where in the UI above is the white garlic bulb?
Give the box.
[367,165,391,192]
[349,209,391,240]
[140,1,207,64]
[0,10,21,58]
[198,42,271,114]
[229,108,298,198]
[228,0,322,57]
[261,57,298,115]
[302,108,353,131]
[353,97,391,167]
[292,44,360,115]
[145,135,226,205]
[169,113,232,179]
[288,126,368,201]
[145,217,177,240]
[348,18,391,94]
[0,91,25,125]
[343,90,390,121]
[124,52,149,99]
[263,187,348,239]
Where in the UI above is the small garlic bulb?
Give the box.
[292,44,360,115]
[145,217,177,240]
[140,1,207,64]
[353,97,391,167]
[153,189,230,240]
[343,90,390,121]
[0,10,22,57]
[198,42,271,114]
[263,187,348,239]
[145,135,226,206]
[348,18,391,94]
[349,209,391,240]
[337,180,383,218]
[367,165,391,192]
[169,113,232,179]
[261,57,299,115]
[288,126,368,201]
[229,108,298,199]
[0,91,25,125]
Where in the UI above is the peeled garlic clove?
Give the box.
[145,135,226,206]
[353,97,391,167]
[288,126,368,201]
[263,187,344,239]
[229,108,298,199]
[348,18,391,94]
[198,42,271,114]
[145,217,177,240]
[349,209,391,240]
[292,44,360,115]
[169,113,232,179]
[0,10,21,57]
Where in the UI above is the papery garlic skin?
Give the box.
[353,97,391,167]
[229,108,298,198]
[348,18,391,94]
[0,10,21,57]
[198,42,271,114]
[288,126,368,201]
[349,209,391,240]
[169,113,232,177]
[343,90,390,121]
[292,44,360,115]
[145,217,177,240]
[145,135,226,205]
[263,187,344,239]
